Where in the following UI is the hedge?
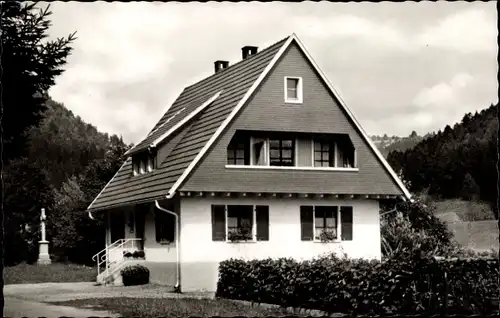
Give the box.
[216,254,499,316]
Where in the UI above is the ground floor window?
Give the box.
[300,205,353,242]
[211,205,269,242]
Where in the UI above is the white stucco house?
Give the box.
[87,34,412,292]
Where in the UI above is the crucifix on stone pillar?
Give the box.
[37,208,51,265]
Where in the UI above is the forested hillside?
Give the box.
[387,103,498,219]
[4,98,131,265]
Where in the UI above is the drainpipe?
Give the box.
[155,200,180,291]
[88,211,95,220]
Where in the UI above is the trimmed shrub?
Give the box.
[216,254,499,316]
[121,265,149,286]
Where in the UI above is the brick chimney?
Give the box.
[242,46,258,59]
[214,60,229,73]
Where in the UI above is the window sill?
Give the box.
[159,241,174,245]
[313,240,341,243]
[285,99,303,104]
[225,165,358,172]
[227,240,257,244]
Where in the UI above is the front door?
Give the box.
[135,205,147,250]
[110,212,125,244]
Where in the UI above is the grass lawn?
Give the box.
[4,262,95,284]
[50,297,304,317]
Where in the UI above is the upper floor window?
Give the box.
[269,139,295,166]
[225,132,356,170]
[227,136,250,165]
[314,140,335,167]
[132,152,156,176]
[284,76,303,103]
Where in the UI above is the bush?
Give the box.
[381,197,459,260]
[216,254,499,316]
[121,265,149,286]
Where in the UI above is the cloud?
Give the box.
[294,15,412,51]
[413,73,475,109]
[295,7,497,54]
[416,9,497,54]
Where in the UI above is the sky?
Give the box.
[46,1,498,144]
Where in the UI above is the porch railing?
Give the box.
[92,238,142,277]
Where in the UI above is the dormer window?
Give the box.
[227,135,250,165]
[269,139,295,166]
[132,152,156,176]
[314,140,335,167]
[284,76,303,103]
[147,156,154,172]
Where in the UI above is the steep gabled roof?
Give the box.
[87,36,289,212]
[88,33,412,213]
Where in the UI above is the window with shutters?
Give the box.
[211,204,269,242]
[300,205,353,242]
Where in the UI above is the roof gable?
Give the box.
[180,42,405,196]
[168,34,412,200]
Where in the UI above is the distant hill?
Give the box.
[371,131,432,158]
[386,103,498,219]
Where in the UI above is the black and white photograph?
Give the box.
[2,1,498,317]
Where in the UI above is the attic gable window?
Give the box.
[132,152,156,176]
[284,76,303,104]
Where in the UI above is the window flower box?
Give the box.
[319,230,337,242]
[227,228,253,243]
[122,250,146,259]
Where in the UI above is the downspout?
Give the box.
[155,200,181,291]
[88,211,95,220]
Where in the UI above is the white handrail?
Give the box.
[92,239,125,262]
[94,238,142,277]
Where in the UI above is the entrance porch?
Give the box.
[94,201,178,287]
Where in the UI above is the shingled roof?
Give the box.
[87,36,290,212]
[88,33,412,213]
